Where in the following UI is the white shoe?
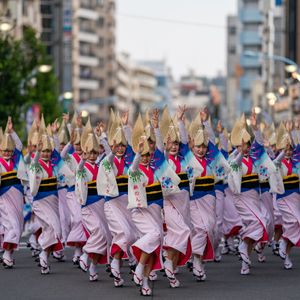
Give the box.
[2,252,14,268]
[53,250,65,262]
[214,246,222,262]
[279,239,287,260]
[254,243,266,263]
[284,256,293,270]
[193,257,206,282]
[111,258,124,287]
[141,278,152,296]
[238,240,251,265]
[149,270,158,281]
[133,263,144,286]
[164,259,180,287]
[39,251,50,274]
[89,263,98,281]
[79,253,89,272]
[240,261,250,275]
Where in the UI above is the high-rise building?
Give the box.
[233,0,285,120]
[237,0,265,115]
[0,0,41,38]
[225,15,239,128]
[137,60,173,110]
[116,52,158,121]
[40,1,63,92]
[285,0,300,66]
[39,0,117,115]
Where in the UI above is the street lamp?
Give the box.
[63,92,73,99]
[0,21,13,32]
[254,106,262,114]
[243,51,299,71]
[38,65,52,73]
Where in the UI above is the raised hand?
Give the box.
[216,120,223,134]
[250,110,258,130]
[151,109,159,129]
[121,110,129,126]
[138,137,145,154]
[200,107,209,122]
[77,113,83,128]
[51,119,59,134]
[62,113,69,123]
[82,150,88,161]
[70,129,75,145]
[166,135,172,151]
[37,139,43,152]
[177,105,187,121]
[7,116,13,133]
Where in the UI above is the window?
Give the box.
[42,18,52,29]
[99,38,105,48]
[41,4,52,15]
[229,46,236,54]
[97,17,105,27]
[99,57,105,68]
[228,26,236,35]
[99,78,105,88]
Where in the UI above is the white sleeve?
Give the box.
[11,131,23,151]
[154,127,164,153]
[253,129,264,145]
[61,142,72,160]
[130,153,141,172]
[53,134,60,152]
[123,125,132,146]
[203,120,216,144]
[178,120,188,144]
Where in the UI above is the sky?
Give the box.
[117,0,237,79]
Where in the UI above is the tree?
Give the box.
[0,26,61,135]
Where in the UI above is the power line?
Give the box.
[118,13,227,30]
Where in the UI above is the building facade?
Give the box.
[0,0,41,38]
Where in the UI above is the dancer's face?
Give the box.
[1,149,13,160]
[115,143,126,158]
[88,150,99,163]
[193,144,207,158]
[74,143,83,156]
[141,153,151,166]
[169,141,179,156]
[59,143,65,152]
[41,149,51,161]
[284,145,293,159]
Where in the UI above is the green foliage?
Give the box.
[0,26,60,135]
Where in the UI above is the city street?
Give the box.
[0,246,299,300]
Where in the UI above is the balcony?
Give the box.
[78,32,98,44]
[137,76,157,88]
[240,55,261,68]
[240,31,262,45]
[79,79,99,90]
[78,8,98,20]
[79,55,99,67]
[239,9,263,23]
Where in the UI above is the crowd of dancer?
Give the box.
[0,106,299,296]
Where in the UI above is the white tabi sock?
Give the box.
[111,258,120,275]
[74,247,82,258]
[89,262,97,275]
[164,258,174,278]
[135,262,145,277]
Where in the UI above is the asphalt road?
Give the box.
[0,246,299,300]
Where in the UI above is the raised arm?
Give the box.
[151,109,164,153]
[177,105,189,144]
[201,108,216,144]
